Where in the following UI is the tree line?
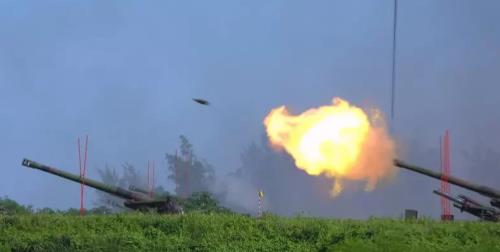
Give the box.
[94,135,218,212]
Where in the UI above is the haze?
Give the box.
[1,1,499,220]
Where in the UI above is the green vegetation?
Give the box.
[166,135,216,197]
[93,135,221,212]
[1,213,500,251]
[0,197,33,215]
[1,197,500,251]
[6,133,500,251]
[0,191,231,216]
[181,192,233,214]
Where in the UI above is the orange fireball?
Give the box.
[264,97,396,197]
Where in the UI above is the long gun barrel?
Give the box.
[22,159,151,201]
[432,190,462,205]
[433,189,500,221]
[394,159,500,200]
[129,185,151,195]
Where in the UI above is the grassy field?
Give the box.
[1,213,500,251]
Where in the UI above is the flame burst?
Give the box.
[264,97,396,197]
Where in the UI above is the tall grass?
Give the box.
[1,213,500,251]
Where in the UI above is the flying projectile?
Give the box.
[193,98,210,105]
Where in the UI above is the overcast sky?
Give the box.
[1,1,500,219]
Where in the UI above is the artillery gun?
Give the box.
[394,159,500,221]
[432,190,499,221]
[22,159,183,214]
[129,185,153,196]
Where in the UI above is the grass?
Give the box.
[1,213,500,251]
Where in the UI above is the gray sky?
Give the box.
[1,1,500,219]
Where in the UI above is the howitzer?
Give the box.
[394,159,500,208]
[22,159,182,214]
[395,159,500,221]
[432,190,499,221]
[129,185,152,196]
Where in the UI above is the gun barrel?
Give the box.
[22,159,151,201]
[129,185,151,195]
[458,195,483,207]
[432,190,462,205]
[395,159,500,199]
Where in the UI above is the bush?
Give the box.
[183,192,233,214]
[0,197,33,215]
[1,213,500,251]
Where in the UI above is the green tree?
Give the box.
[95,164,124,211]
[166,135,215,197]
[95,163,148,211]
[183,192,232,214]
[64,208,81,215]
[119,163,148,189]
[87,206,114,215]
[0,197,33,215]
[36,207,56,214]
